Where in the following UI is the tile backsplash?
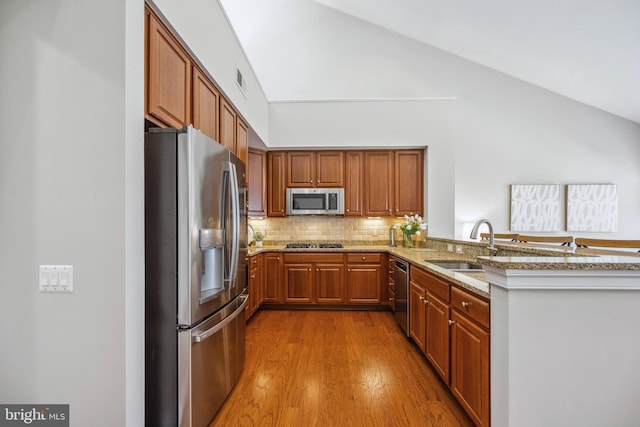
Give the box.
[248,216,420,245]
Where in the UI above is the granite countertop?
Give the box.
[477,255,640,271]
[247,241,640,299]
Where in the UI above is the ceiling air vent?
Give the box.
[236,67,247,97]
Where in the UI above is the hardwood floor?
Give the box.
[209,310,474,427]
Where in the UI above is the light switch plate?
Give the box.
[40,265,73,293]
[447,244,454,252]
[455,245,463,254]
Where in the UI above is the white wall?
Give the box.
[266,15,640,239]
[0,1,144,426]
[151,0,270,144]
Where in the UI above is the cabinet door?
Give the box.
[346,264,381,303]
[315,263,345,304]
[247,266,259,319]
[409,281,426,352]
[248,149,267,217]
[263,254,282,303]
[316,151,344,187]
[191,67,219,142]
[267,152,286,217]
[284,264,313,303]
[344,151,363,216]
[147,14,191,128]
[236,118,249,166]
[364,151,394,216]
[219,97,237,154]
[394,150,424,216]
[451,310,490,427]
[286,152,315,187]
[425,293,450,382]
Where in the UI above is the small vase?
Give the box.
[403,233,415,248]
[256,241,263,248]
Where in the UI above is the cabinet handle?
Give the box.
[251,275,255,279]
[423,300,428,305]
[309,180,313,184]
[362,256,366,260]
[316,269,319,272]
[449,320,454,325]
[277,257,280,261]
[419,296,424,301]
[348,268,351,272]
[316,179,319,183]
[462,301,470,308]
[346,209,350,212]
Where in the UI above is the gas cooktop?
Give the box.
[285,242,344,249]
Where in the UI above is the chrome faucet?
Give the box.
[470,219,496,251]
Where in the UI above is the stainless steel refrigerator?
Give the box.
[145,126,248,427]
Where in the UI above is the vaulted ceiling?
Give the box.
[219,0,640,123]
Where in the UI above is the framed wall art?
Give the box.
[510,184,561,231]
[566,184,617,232]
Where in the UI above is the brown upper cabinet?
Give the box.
[394,150,424,217]
[219,97,237,154]
[344,151,363,216]
[145,6,249,163]
[286,151,344,187]
[267,151,286,217]
[192,66,219,142]
[248,149,267,217]
[146,11,191,128]
[364,151,394,216]
[236,118,249,166]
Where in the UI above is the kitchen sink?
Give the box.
[427,261,485,271]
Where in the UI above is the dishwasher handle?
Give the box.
[192,295,248,343]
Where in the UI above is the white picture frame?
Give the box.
[566,184,617,232]
[510,184,561,231]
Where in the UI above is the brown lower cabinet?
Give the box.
[263,253,282,303]
[283,253,345,303]
[256,252,384,307]
[410,266,490,427]
[346,253,382,303]
[246,254,262,320]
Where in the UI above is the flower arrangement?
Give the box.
[254,231,265,248]
[399,214,427,247]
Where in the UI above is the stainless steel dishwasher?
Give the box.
[394,258,410,336]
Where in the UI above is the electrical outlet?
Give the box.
[455,245,463,254]
[447,243,454,252]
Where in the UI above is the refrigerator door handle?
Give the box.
[227,161,240,287]
[192,295,248,343]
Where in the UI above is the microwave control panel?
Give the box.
[328,193,338,210]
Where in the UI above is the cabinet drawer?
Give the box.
[411,266,449,302]
[347,253,382,264]
[283,253,344,263]
[451,286,490,329]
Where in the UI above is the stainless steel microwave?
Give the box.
[286,188,344,215]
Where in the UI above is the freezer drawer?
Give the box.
[178,293,248,427]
